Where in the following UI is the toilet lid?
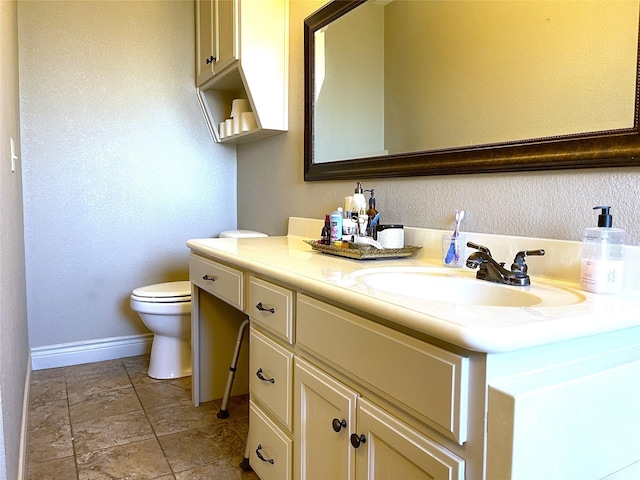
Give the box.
[132,281,191,300]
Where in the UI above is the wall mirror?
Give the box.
[304,0,640,181]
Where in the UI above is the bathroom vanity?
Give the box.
[188,219,640,479]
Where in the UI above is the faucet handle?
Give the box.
[511,249,546,275]
[466,241,491,256]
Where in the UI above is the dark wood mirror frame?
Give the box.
[304,0,640,181]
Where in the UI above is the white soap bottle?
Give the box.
[580,206,625,294]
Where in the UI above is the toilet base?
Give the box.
[147,334,192,380]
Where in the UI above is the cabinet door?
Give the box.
[354,398,465,480]
[195,0,214,85]
[294,358,358,480]
[214,0,238,73]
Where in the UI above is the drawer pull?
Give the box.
[255,444,275,464]
[350,433,366,449]
[256,302,275,314]
[256,368,275,384]
[202,274,216,282]
[332,418,347,432]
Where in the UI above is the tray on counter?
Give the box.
[304,239,421,260]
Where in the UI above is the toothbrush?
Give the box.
[445,210,465,264]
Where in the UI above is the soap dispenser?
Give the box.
[352,182,367,213]
[580,206,625,294]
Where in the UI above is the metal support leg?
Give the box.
[239,432,252,471]
[217,318,250,419]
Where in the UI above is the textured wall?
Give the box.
[0,0,29,477]
[237,0,640,247]
[19,1,237,349]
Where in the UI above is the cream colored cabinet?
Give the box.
[195,0,237,86]
[294,358,358,480]
[194,0,289,144]
[247,276,295,480]
[294,295,467,480]
[294,357,465,480]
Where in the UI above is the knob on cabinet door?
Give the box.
[332,418,347,432]
[350,433,366,448]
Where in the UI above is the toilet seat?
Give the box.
[131,281,191,303]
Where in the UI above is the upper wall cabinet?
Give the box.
[195,0,289,144]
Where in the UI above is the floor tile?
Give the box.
[30,399,69,430]
[69,385,142,424]
[29,373,67,407]
[72,409,155,454]
[159,423,245,473]
[65,362,131,400]
[122,355,163,386]
[76,438,171,480]
[134,377,192,409]
[146,399,219,437]
[174,455,260,480]
[27,356,255,479]
[27,455,78,480]
[28,417,74,463]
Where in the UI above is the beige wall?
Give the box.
[237,0,640,247]
[19,1,237,349]
[0,1,29,477]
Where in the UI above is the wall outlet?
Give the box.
[10,137,17,173]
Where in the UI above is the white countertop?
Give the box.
[187,235,640,353]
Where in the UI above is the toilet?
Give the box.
[130,230,267,380]
[130,281,192,379]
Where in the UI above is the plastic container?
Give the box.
[580,206,625,294]
[330,208,343,243]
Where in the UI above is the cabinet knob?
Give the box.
[202,274,216,282]
[256,368,275,384]
[255,444,274,464]
[332,418,347,433]
[350,433,366,448]
[256,302,275,314]
[205,55,216,64]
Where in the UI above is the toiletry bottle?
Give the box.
[330,208,343,243]
[320,214,331,245]
[580,206,625,294]
[352,182,367,213]
[366,189,378,236]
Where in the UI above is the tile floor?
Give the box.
[27,355,260,480]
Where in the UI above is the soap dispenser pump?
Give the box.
[580,206,625,294]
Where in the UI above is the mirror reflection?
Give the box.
[310,0,639,167]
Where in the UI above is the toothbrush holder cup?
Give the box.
[442,233,467,268]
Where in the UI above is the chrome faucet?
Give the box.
[465,242,545,286]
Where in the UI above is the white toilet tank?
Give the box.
[219,230,268,238]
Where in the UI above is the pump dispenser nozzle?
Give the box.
[594,206,613,227]
[355,182,364,194]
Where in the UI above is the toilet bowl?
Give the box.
[130,231,267,380]
[130,281,192,379]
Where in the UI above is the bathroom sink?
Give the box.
[349,266,585,307]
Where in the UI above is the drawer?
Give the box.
[248,276,294,343]
[249,401,292,480]
[190,254,243,310]
[250,327,293,430]
[296,294,469,444]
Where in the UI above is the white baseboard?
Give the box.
[31,333,153,370]
[17,355,32,480]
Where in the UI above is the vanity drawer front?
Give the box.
[250,327,293,430]
[248,277,294,344]
[297,294,469,444]
[249,401,292,480]
[189,254,243,310]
